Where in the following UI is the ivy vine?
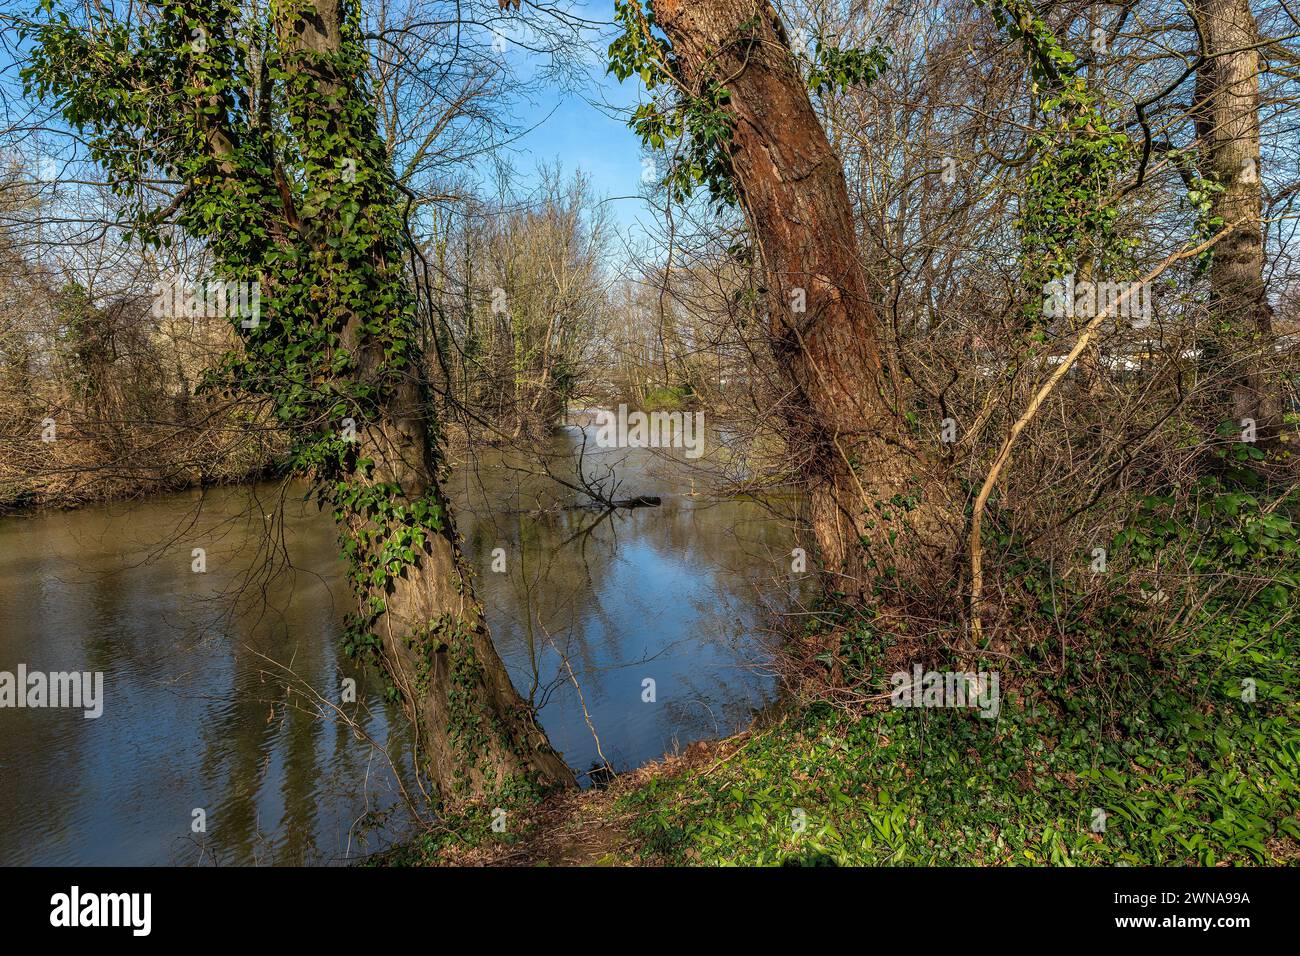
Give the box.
[609,0,890,208]
[24,0,460,692]
[978,0,1136,330]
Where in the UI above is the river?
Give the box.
[0,422,797,864]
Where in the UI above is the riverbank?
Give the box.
[0,414,287,516]
[381,597,1299,867]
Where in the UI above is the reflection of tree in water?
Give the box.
[178,491,414,865]
[4,486,414,865]
[192,601,411,865]
[1,424,800,862]
[446,425,801,775]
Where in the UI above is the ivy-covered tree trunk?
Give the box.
[1192,0,1281,441]
[274,0,572,805]
[650,0,959,604]
[27,0,572,805]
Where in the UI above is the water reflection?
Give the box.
[0,424,796,864]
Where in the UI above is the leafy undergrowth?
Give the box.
[378,551,1299,868]
[618,611,1299,866]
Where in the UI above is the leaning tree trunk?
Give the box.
[1192,0,1281,441]
[29,0,575,805]
[347,366,574,801]
[274,0,572,803]
[653,0,959,604]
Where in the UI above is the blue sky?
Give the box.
[492,0,657,249]
[0,0,659,253]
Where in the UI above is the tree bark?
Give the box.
[1192,0,1280,440]
[276,0,573,803]
[653,0,959,603]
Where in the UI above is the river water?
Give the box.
[0,424,797,864]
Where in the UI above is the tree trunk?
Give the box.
[349,376,573,801]
[277,0,573,804]
[1192,0,1280,441]
[653,0,958,604]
